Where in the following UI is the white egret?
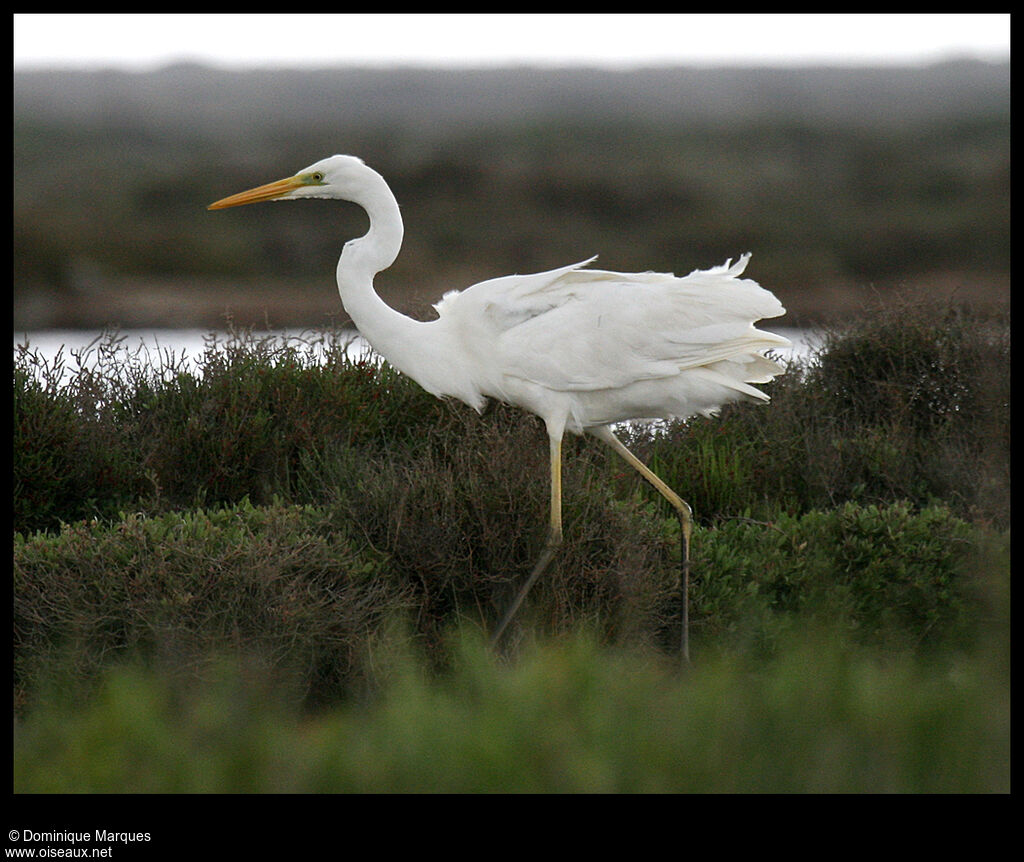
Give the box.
[209,154,790,660]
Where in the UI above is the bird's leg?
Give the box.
[594,427,692,664]
[491,433,563,648]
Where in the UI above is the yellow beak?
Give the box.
[208,175,306,210]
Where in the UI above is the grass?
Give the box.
[14,611,1010,793]
[12,298,1010,792]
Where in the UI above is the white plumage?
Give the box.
[432,253,788,433]
[209,154,790,659]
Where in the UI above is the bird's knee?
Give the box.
[674,500,693,540]
[669,494,691,524]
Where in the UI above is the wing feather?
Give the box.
[476,254,788,393]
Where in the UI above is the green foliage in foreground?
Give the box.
[14,622,1009,793]
[11,302,1010,793]
[14,497,1008,794]
[14,499,989,712]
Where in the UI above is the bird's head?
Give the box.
[208,154,374,210]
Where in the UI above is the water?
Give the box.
[12,328,373,387]
[13,326,818,386]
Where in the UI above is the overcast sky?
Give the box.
[13,13,1011,71]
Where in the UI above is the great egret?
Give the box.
[209,154,789,660]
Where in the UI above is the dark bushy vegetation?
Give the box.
[14,496,986,713]
[12,302,1009,791]
[13,299,1008,538]
[14,346,142,534]
[14,65,1009,328]
[627,303,1009,529]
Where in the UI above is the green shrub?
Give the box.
[12,487,679,709]
[9,310,1006,726]
[623,302,1008,527]
[311,400,679,653]
[14,496,988,714]
[802,303,1010,522]
[12,328,447,532]
[13,499,399,710]
[693,502,977,656]
[120,329,445,510]
[13,343,142,533]
[14,302,1008,537]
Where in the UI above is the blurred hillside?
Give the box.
[13,61,1009,330]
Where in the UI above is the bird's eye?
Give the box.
[310,172,324,183]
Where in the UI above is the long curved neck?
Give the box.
[336,168,458,401]
[335,167,408,341]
